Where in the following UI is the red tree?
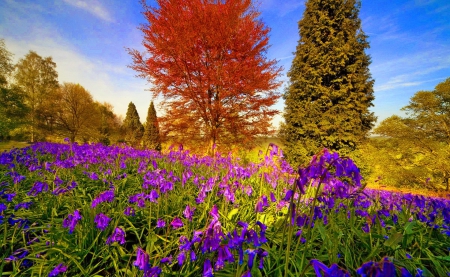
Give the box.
[128,0,282,152]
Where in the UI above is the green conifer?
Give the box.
[281,0,376,167]
[123,102,144,148]
[143,101,162,151]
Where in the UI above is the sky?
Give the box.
[1,0,449,130]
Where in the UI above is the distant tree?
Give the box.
[123,102,144,148]
[281,0,376,167]
[0,39,14,86]
[0,39,28,139]
[128,0,282,152]
[95,102,123,145]
[374,78,450,191]
[143,101,162,151]
[14,51,59,142]
[53,83,97,142]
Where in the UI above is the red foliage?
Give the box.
[128,0,282,152]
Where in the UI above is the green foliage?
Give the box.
[281,0,376,167]
[143,101,161,151]
[123,102,144,148]
[0,39,28,139]
[373,77,450,191]
[13,51,59,142]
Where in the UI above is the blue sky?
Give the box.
[1,0,449,130]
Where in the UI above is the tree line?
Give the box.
[0,39,161,150]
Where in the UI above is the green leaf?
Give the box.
[227,208,239,220]
[403,221,416,235]
[384,232,403,249]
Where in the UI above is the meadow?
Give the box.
[1,141,449,276]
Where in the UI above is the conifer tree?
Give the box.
[281,0,376,167]
[123,102,144,148]
[143,101,161,151]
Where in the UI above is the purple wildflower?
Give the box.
[171,217,183,229]
[156,218,166,228]
[2,192,16,202]
[94,213,111,231]
[48,263,68,277]
[134,248,150,271]
[177,251,186,266]
[4,248,29,261]
[356,257,396,277]
[160,256,172,264]
[106,227,126,245]
[310,259,350,277]
[91,189,115,208]
[0,202,7,213]
[14,201,33,211]
[28,181,49,196]
[283,190,293,201]
[203,259,214,277]
[124,206,135,216]
[270,192,277,202]
[183,205,196,221]
[62,210,82,234]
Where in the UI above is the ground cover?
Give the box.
[0,142,449,276]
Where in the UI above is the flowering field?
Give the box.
[1,142,449,277]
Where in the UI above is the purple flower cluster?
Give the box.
[94,213,111,231]
[106,227,126,245]
[91,188,115,208]
[48,263,67,277]
[62,210,82,234]
[133,248,161,277]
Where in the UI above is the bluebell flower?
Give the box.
[4,248,29,261]
[183,205,195,221]
[48,263,67,277]
[171,217,183,229]
[177,251,186,266]
[406,253,412,259]
[91,189,115,208]
[203,259,214,277]
[106,227,126,245]
[124,206,135,216]
[270,192,276,202]
[134,248,150,271]
[28,181,49,196]
[62,210,82,234]
[94,213,111,231]
[0,202,7,213]
[156,218,166,228]
[160,256,172,264]
[310,259,349,277]
[14,201,33,211]
[2,192,16,202]
[356,257,396,277]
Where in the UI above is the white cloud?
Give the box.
[62,0,113,22]
[4,32,154,121]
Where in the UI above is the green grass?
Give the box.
[0,141,30,152]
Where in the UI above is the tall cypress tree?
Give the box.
[281,0,376,167]
[143,101,161,151]
[123,102,144,148]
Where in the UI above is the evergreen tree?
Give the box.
[123,102,144,148]
[281,0,376,167]
[143,101,161,151]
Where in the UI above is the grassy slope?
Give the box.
[0,141,30,152]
